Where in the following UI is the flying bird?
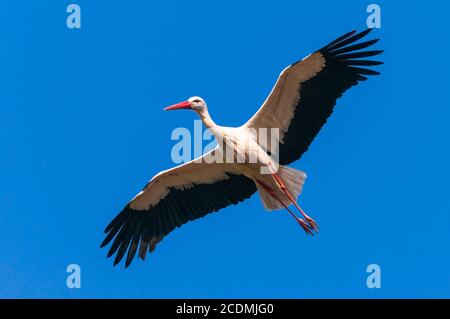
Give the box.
[101,29,383,267]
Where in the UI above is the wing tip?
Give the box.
[322,30,357,50]
[99,239,109,249]
[321,27,381,54]
[125,259,132,268]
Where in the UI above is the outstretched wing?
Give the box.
[245,29,383,165]
[101,149,256,267]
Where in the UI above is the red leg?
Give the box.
[257,180,313,236]
[272,173,319,233]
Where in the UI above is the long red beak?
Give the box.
[164,101,192,111]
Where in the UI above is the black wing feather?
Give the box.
[101,173,256,267]
[279,29,383,165]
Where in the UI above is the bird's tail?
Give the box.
[256,166,307,211]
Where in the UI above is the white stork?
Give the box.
[101,29,383,267]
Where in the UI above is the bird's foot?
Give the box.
[297,218,314,236]
[305,215,319,233]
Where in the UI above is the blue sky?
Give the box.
[1,0,450,298]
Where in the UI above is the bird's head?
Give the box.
[164,96,207,114]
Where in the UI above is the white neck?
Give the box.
[197,108,217,130]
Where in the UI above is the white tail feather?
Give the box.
[256,166,307,211]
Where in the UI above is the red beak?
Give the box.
[164,101,192,111]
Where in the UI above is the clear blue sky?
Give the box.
[1,0,450,298]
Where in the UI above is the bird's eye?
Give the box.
[193,99,201,103]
